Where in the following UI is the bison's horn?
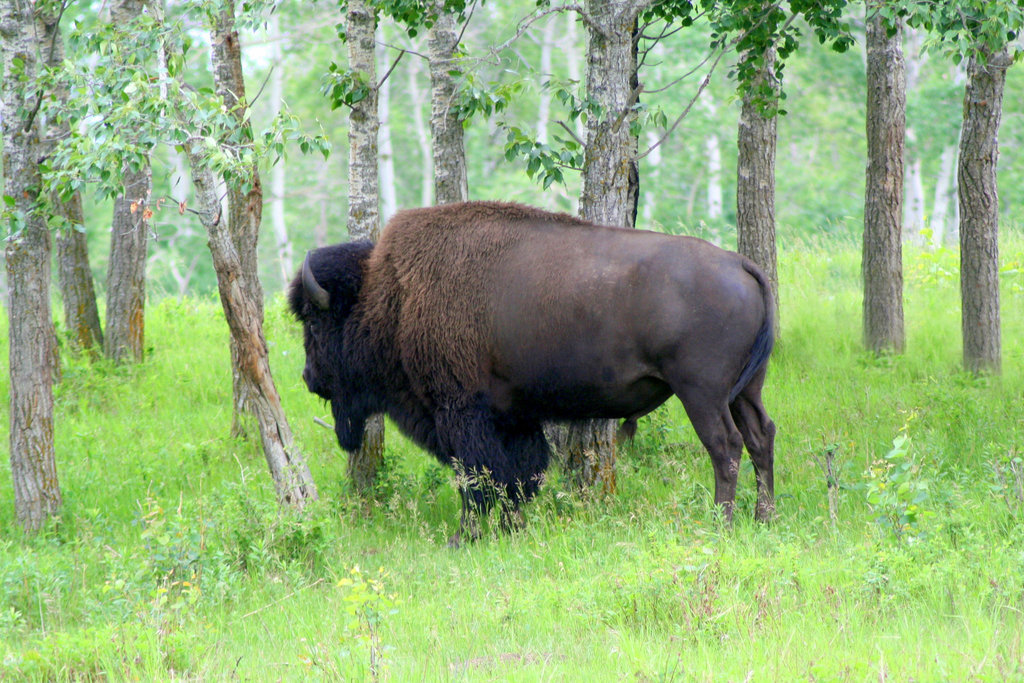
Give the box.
[302,253,330,310]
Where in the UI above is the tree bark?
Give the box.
[904,149,925,243]
[185,136,318,506]
[930,143,957,247]
[210,1,265,438]
[862,9,906,354]
[45,11,103,354]
[104,0,153,364]
[959,44,1011,375]
[346,0,385,494]
[737,47,780,330]
[106,161,151,363]
[428,3,468,204]
[55,207,104,354]
[2,0,62,531]
[378,22,398,225]
[406,52,434,206]
[579,1,643,229]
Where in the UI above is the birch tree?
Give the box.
[2,0,61,531]
[345,0,385,493]
[378,22,399,224]
[183,136,319,506]
[428,2,468,204]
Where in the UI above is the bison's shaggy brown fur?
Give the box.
[291,201,776,542]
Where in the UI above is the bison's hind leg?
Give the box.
[672,382,745,523]
[729,368,776,521]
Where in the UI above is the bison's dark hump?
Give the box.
[385,201,593,235]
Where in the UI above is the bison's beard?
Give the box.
[331,398,370,452]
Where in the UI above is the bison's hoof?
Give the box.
[755,502,777,522]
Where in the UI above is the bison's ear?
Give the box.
[302,253,331,310]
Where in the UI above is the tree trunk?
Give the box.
[706,132,723,221]
[55,210,104,354]
[959,44,1011,375]
[185,137,318,506]
[862,9,906,354]
[2,0,62,531]
[346,0,385,494]
[428,3,468,204]
[407,52,434,206]
[45,12,103,354]
[536,16,556,146]
[930,143,957,247]
[104,0,154,364]
[378,23,398,225]
[642,127,662,225]
[106,161,151,363]
[210,1,264,438]
[736,47,780,332]
[579,1,642,228]
[903,26,926,244]
[904,148,925,243]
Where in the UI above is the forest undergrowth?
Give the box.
[1,236,1023,681]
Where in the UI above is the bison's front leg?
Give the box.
[438,404,549,546]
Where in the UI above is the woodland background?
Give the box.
[2,0,1024,679]
[3,1,1022,299]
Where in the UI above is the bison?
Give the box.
[289,201,775,542]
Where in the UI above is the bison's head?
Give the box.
[288,241,377,450]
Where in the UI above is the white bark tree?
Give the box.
[428,2,468,204]
[378,21,398,224]
[346,0,386,493]
[406,52,434,206]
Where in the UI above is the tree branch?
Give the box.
[377,48,406,89]
[23,0,70,134]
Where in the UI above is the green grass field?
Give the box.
[2,238,1023,681]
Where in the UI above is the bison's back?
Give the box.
[363,201,768,414]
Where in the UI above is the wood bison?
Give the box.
[289,201,775,542]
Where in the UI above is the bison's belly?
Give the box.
[496,372,673,422]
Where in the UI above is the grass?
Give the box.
[1,236,1023,681]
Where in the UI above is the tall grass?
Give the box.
[1,237,1022,681]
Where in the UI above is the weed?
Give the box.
[863,417,935,543]
[299,566,399,681]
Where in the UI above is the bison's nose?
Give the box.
[302,365,312,389]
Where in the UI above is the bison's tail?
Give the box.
[727,261,775,404]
